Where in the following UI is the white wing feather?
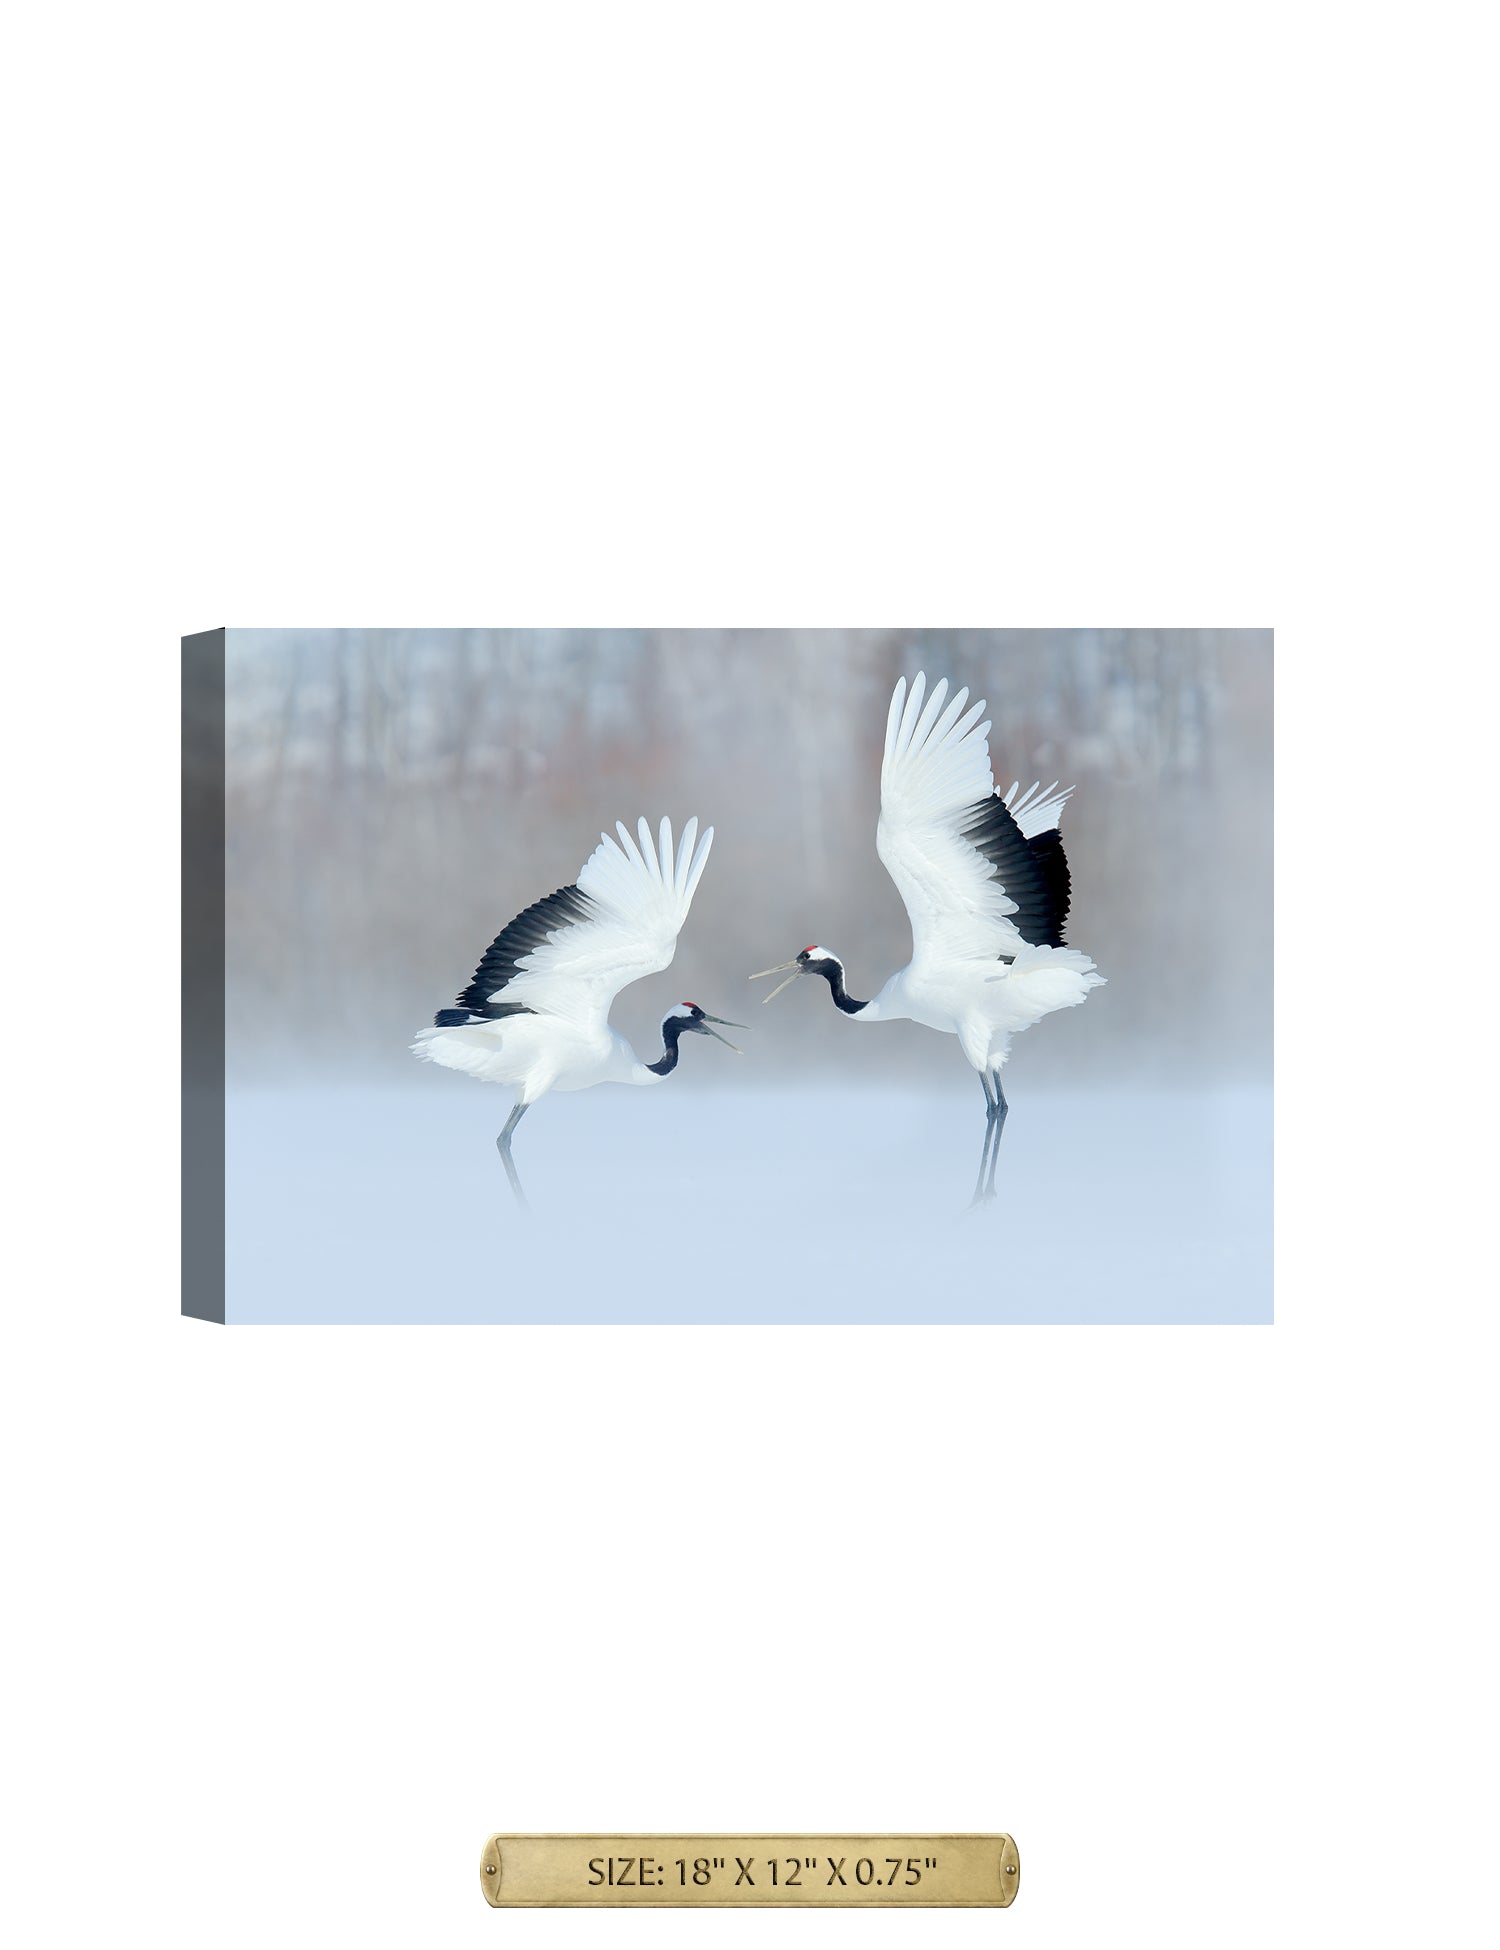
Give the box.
[1004,777,1074,838]
[876,672,1078,969]
[491,815,714,1029]
[876,672,1030,969]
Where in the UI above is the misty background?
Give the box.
[220,630,1271,1322]
[226,628,1270,1085]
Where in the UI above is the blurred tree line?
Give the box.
[223,629,1271,1087]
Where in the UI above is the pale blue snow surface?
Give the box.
[223,1080,1271,1324]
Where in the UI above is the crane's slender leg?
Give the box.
[496,1101,530,1211]
[971,1070,999,1208]
[983,1073,1009,1201]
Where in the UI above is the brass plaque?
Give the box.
[479,1833,1019,1907]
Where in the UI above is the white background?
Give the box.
[4,4,1493,1946]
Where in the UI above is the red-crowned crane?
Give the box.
[751,673,1103,1204]
[413,816,741,1205]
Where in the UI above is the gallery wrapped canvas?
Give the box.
[184,628,1271,1324]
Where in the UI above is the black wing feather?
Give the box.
[961,796,1072,948]
[437,882,595,1024]
[1024,827,1072,943]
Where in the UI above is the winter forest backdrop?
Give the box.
[224,628,1271,1091]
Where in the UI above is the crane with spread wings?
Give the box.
[413,816,740,1205]
[751,673,1104,1204]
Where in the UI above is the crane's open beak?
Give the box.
[749,960,803,1005]
[693,1012,745,1053]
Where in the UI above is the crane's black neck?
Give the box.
[645,1018,687,1076]
[816,961,869,1015]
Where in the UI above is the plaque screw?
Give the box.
[1005,1865,1017,1875]
[485,1865,496,1874]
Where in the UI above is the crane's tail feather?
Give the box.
[411,1021,521,1084]
[986,942,1105,1023]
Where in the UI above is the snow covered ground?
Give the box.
[224,1078,1271,1324]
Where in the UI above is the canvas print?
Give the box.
[184,628,1271,1323]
